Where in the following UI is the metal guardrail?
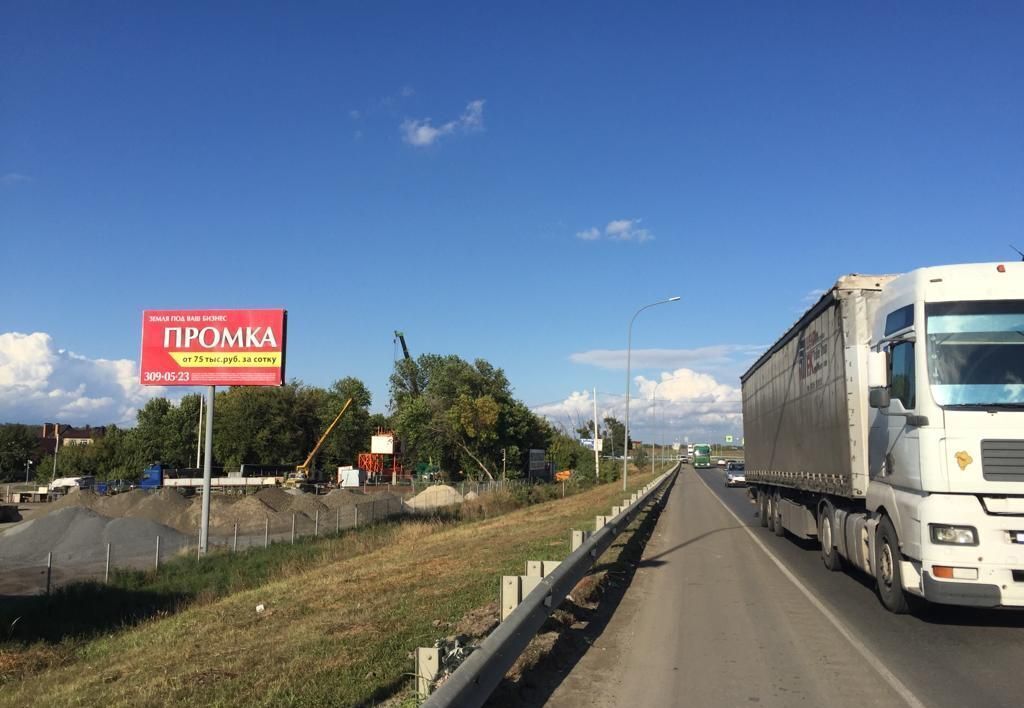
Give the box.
[422,465,679,707]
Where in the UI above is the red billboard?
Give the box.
[140,309,287,386]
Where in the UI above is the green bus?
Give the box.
[692,443,712,468]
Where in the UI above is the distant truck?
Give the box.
[742,263,1024,612]
[49,476,95,493]
[691,444,712,469]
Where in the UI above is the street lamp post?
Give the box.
[25,460,33,484]
[624,296,681,491]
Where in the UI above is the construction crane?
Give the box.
[285,397,353,488]
[394,330,419,397]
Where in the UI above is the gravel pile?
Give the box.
[254,487,293,513]
[0,507,187,564]
[322,489,367,509]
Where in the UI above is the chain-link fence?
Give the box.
[0,492,409,596]
[0,481,536,597]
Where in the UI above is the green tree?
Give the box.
[317,377,375,470]
[0,424,39,481]
[390,353,552,481]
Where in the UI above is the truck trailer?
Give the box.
[742,263,1024,612]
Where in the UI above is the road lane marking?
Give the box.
[694,471,927,708]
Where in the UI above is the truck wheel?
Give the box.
[765,493,776,532]
[875,516,911,614]
[759,491,769,528]
[772,491,785,537]
[819,502,843,572]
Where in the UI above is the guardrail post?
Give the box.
[501,576,521,621]
[595,515,607,531]
[416,646,440,699]
[570,529,590,552]
[611,506,622,517]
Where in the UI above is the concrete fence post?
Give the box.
[155,535,161,571]
[45,551,52,595]
[105,542,111,583]
[264,517,269,548]
[291,513,296,544]
[336,508,341,533]
[416,647,440,699]
[314,509,319,537]
[232,524,238,553]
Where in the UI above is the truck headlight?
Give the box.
[929,524,978,546]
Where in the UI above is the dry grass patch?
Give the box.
[0,472,664,707]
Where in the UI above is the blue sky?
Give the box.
[2,2,1022,440]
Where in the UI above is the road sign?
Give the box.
[140,309,287,386]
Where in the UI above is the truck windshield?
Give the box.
[925,300,1024,406]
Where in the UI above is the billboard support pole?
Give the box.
[199,385,215,555]
[593,388,600,482]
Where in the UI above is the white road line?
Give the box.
[694,471,928,708]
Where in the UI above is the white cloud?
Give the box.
[1,173,32,185]
[401,99,486,147]
[532,367,744,443]
[349,109,361,120]
[0,332,165,426]
[569,344,764,376]
[575,218,653,243]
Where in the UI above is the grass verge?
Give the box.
[0,468,671,706]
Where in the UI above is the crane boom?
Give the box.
[295,397,353,475]
[393,330,419,397]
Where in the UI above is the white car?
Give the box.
[716,459,726,467]
[725,463,746,487]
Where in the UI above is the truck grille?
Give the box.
[981,440,1024,482]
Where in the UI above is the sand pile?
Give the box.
[406,485,463,511]
[0,507,187,564]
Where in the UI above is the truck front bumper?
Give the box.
[913,493,1024,608]
[921,571,1003,608]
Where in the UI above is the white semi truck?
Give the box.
[743,262,1024,612]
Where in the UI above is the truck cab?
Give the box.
[868,262,1024,608]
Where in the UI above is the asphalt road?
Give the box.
[545,466,1024,708]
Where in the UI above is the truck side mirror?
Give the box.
[867,350,888,388]
[869,387,890,409]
